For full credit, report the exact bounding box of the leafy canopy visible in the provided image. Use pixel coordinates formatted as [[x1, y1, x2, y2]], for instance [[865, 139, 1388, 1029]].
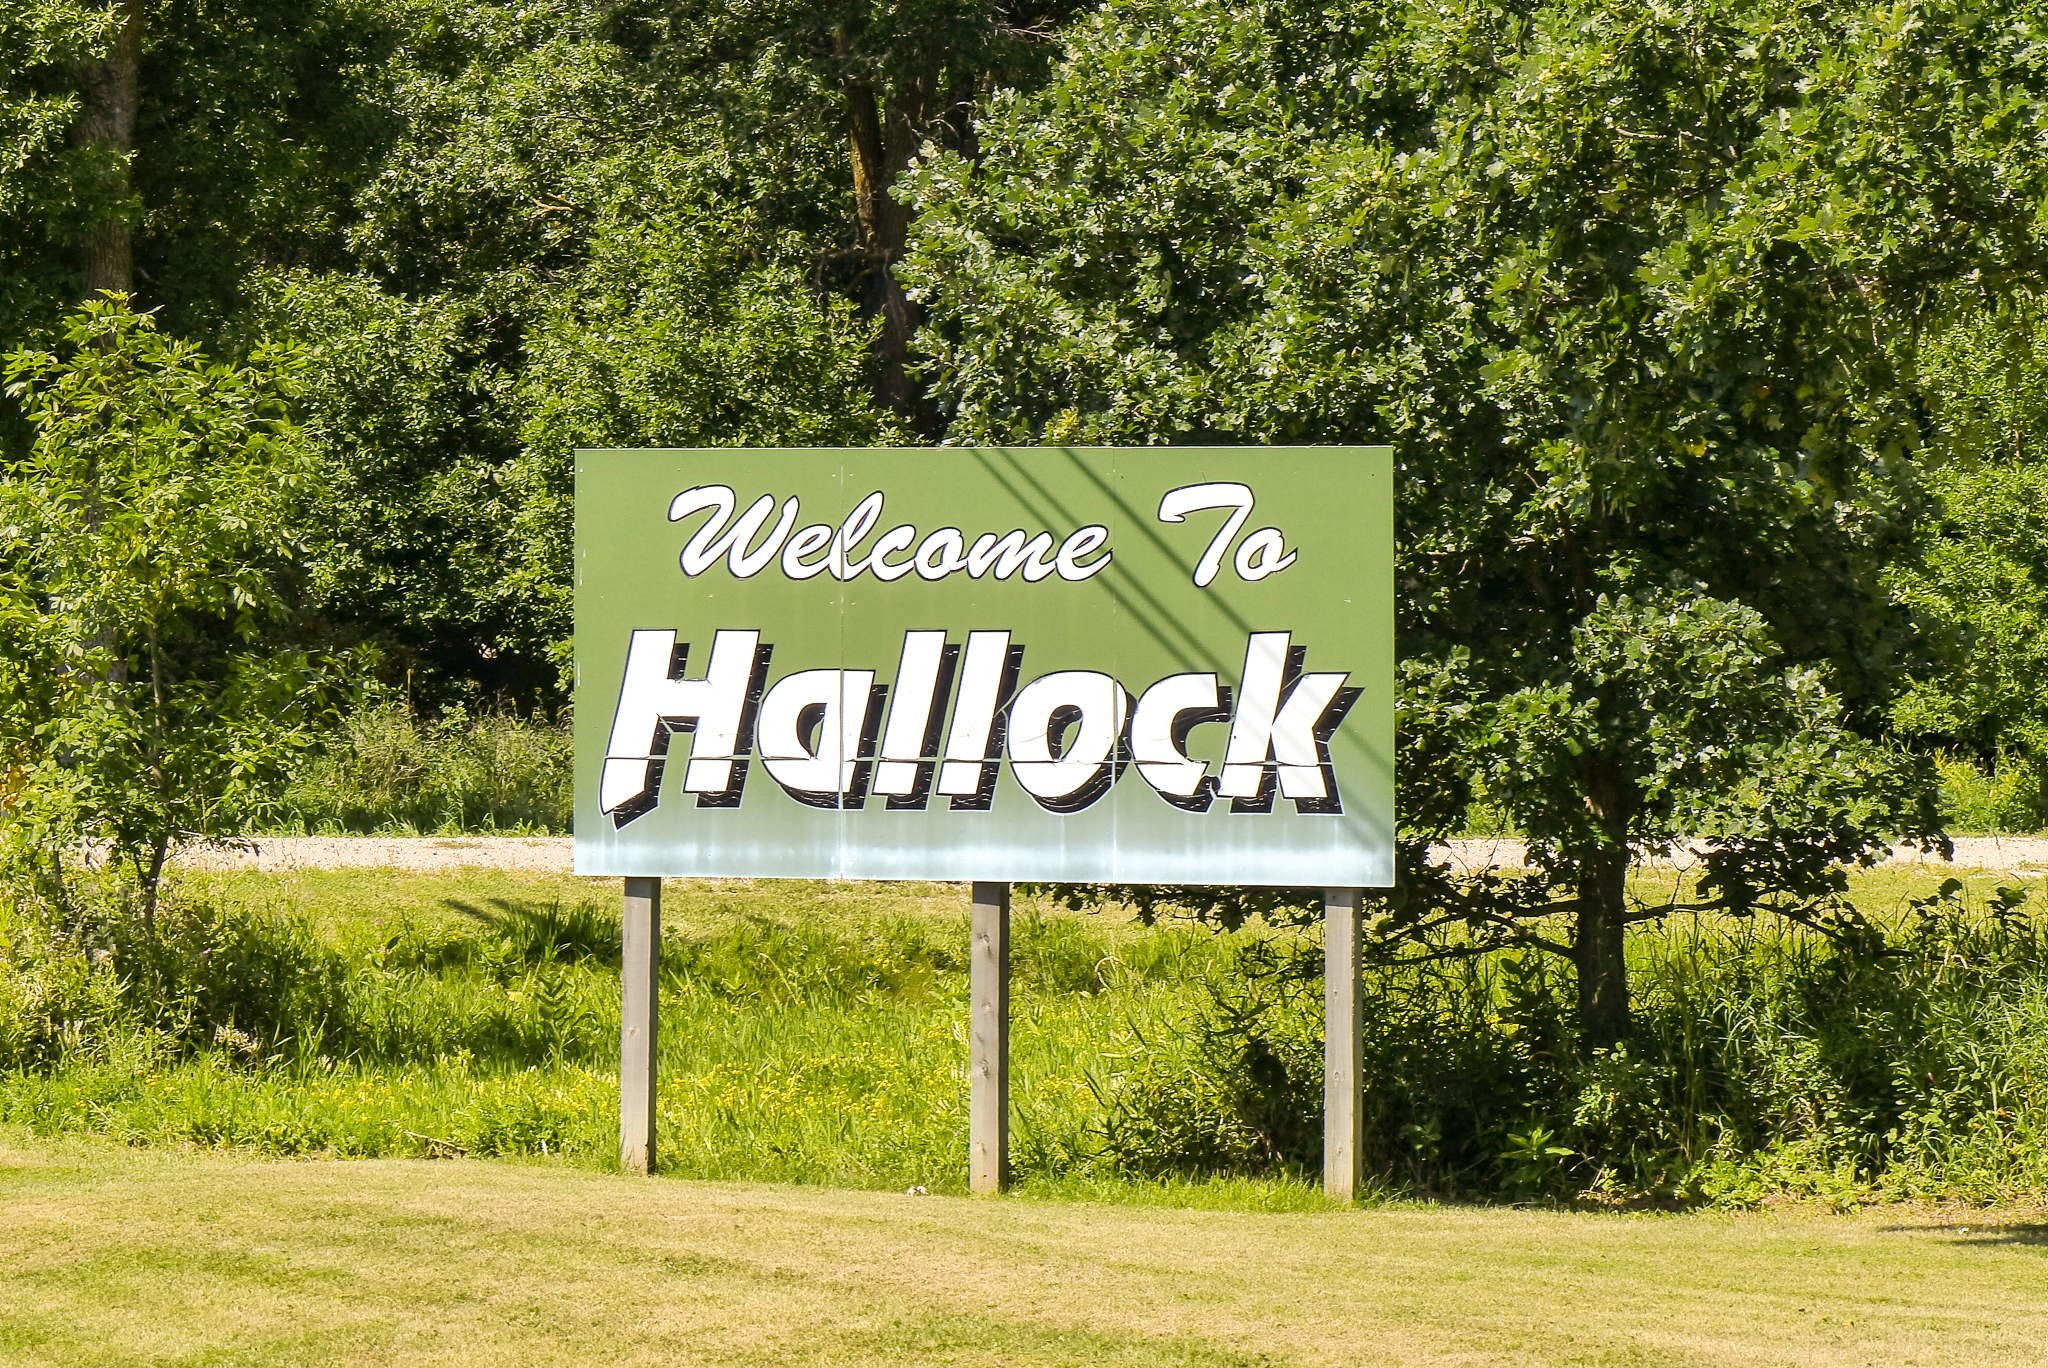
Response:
[[905, 0, 2036, 1041], [0, 298, 347, 919]]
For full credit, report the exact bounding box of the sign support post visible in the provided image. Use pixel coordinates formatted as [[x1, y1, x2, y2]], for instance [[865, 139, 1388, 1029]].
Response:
[[1323, 886, 1363, 1203], [620, 875, 661, 1175], [970, 881, 1011, 1194]]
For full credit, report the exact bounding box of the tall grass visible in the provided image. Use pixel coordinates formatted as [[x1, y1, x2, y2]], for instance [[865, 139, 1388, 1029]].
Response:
[[1935, 750, 2044, 834], [271, 701, 572, 834], [4, 874, 2046, 1205]]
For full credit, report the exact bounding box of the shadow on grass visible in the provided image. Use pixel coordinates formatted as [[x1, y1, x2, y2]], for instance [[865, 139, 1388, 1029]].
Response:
[[1880, 1222, 2048, 1246], [442, 896, 621, 968]]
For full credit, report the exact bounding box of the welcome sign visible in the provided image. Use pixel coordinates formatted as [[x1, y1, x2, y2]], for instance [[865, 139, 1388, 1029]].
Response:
[[573, 447, 1393, 886]]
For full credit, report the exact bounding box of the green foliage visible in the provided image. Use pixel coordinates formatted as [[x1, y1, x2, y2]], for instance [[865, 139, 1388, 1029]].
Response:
[[241, 270, 538, 698], [1934, 752, 2044, 836], [604, 0, 1081, 426], [1499, 1124, 1574, 1200], [1878, 295, 2048, 810], [511, 203, 913, 685], [229, 4, 909, 702], [1911, 294, 2048, 473], [0, 0, 397, 360], [12, 878, 2048, 1204], [8, 0, 2048, 750], [0, 885, 624, 1076], [257, 199, 903, 702], [133, 0, 398, 339], [521, 214, 905, 453], [228, 6, 684, 703], [1079, 937, 1324, 1177], [270, 699, 572, 835], [1383, 590, 1942, 936], [1075, 889, 2048, 1204], [1890, 463, 2048, 762], [1047, 588, 1943, 1045], [606, 0, 1066, 98], [10, 1, 911, 705], [902, 0, 2040, 1039], [0, 3, 121, 225], [0, 298, 349, 916], [1884, 295, 2048, 774], [345, 0, 652, 294], [0, 0, 126, 355]]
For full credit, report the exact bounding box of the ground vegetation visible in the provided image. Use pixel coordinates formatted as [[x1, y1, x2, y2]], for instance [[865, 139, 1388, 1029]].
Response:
[[7, 868, 2048, 1210]]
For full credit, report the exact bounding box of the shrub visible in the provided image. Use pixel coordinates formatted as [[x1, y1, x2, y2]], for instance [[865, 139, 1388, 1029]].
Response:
[[1934, 751, 2043, 834]]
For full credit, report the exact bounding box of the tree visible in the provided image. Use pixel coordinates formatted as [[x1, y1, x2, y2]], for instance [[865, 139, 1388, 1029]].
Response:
[[129, 0, 395, 339], [511, 204, 912, 684], [902, 0, 2040, 1047], [231, 2, 686, 707], [0, 297, 344, 925], [6, 2, 919, 705], [1380, 591, 1938, 1048], [601, 0, 1078, 430], [0, 0, 128, 362], [239, 3, 914, 704], [1884, 294, 2048, 821], [1, 0, 395, 361]]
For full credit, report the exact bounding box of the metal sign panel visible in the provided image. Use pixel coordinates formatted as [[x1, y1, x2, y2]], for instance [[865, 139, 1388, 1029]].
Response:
[[573, 447, 1392, 886]]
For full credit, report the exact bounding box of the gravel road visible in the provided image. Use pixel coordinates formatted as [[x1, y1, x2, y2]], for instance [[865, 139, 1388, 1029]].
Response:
[[1431, 835, 2048, 875], [173, 834, 2048, 876], [176, 836, 576, 875]]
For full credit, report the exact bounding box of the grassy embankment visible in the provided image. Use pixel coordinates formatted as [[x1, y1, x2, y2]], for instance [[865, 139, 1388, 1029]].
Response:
[[3, 1130, 2045, 1367], [5, 863, 2048, 1205]]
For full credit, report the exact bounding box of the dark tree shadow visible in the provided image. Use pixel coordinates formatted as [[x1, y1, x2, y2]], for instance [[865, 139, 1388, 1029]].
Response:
[[443, 896, 621, 968], [1880, 1222, 2048, 1246]]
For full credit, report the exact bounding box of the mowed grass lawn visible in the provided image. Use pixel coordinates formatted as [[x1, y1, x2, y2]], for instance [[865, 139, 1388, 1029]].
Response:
[[3, 1132, 2045, 1367]]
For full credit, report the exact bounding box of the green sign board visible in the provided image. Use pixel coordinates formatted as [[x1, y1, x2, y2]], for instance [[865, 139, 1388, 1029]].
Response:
[[574, 447, 1392, 886]]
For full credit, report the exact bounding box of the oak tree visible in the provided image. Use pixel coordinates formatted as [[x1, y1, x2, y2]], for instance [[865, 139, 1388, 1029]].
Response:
[[905, 0, 2047, 1046]]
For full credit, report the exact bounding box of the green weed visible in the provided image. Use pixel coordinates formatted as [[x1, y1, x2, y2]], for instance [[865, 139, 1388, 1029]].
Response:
[[5, 873, 2048, 1206], [269, 700, 572, 835], [1934, 750, 2044, 834]]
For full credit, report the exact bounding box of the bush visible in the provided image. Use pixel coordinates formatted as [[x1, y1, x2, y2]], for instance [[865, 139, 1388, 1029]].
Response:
[[0, 298, 348, 921], [1934, 751, 2043, 834], [1087, 938, 1325, 1177], [1079, 884, 2048, 1204]]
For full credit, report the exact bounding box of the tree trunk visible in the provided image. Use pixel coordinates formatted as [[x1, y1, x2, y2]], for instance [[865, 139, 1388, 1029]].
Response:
[[64, 1, 141, 696], [69, 0, 142, 300], [845, 76, 941, 435], [1573, 843, 1631, 1052], [138, 835, 166, 936]]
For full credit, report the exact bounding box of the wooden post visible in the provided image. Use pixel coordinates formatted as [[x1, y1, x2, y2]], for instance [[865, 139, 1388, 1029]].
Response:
[[969, 880, 1011, 1194], [620, 876, 661, 1175], [1323, 886, 1363, 1203]]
